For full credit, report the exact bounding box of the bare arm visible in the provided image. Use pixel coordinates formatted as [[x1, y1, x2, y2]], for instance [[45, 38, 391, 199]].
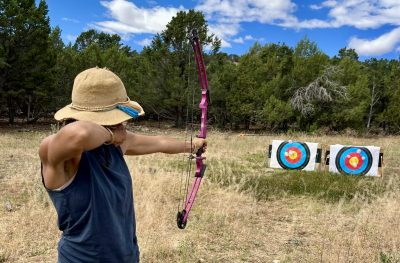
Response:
[[39, 121, 114, 190], [121, 131, 206, 156]]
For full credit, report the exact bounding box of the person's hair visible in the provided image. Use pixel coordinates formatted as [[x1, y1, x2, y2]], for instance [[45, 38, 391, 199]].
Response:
[[61, 118, 77, 127]]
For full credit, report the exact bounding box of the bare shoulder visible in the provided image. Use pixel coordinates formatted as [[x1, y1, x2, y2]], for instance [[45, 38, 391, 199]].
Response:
[[39, 134, 63, 190], [38, 128, 83, 190], [39, 135, 54, 164]]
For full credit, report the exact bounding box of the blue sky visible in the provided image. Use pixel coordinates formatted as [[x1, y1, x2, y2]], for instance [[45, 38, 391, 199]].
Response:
[[43, 0, 400, 59]]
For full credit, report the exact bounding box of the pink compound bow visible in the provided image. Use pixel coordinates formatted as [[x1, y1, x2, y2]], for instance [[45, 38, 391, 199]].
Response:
[[177, 29, 210, 229]]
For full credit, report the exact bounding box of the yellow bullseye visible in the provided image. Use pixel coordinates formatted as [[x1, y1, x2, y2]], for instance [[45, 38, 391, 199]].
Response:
[[287, 150, 298, 160], [349, 156, 359, 168]]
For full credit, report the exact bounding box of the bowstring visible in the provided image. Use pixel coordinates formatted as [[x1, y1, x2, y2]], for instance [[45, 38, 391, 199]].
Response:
[[177, 32, 195, 213], [186, 36, 197, 206]]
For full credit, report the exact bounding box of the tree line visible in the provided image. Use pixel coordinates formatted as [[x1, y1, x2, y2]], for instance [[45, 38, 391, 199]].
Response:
[[1, 0, 400, 133]]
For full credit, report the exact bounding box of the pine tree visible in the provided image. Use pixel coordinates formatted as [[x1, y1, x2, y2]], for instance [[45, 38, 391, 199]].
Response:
[[0, 0, 55, 123]]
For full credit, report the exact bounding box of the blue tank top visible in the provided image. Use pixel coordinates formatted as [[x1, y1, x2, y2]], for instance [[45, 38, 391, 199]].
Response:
[[43, 145, 139, 263]]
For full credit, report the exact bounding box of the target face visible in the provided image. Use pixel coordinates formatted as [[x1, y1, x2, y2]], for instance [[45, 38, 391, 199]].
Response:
[[335, 147, 373, 175], [277, 141, 310, 170]]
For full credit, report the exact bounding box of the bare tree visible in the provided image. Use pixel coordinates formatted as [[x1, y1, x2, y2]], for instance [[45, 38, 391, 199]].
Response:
[[366, 77, 380, 131], [291, 66, 348, 116]]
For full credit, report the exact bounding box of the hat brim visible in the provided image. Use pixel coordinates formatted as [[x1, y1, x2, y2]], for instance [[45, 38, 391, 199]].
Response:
[[54, 101, 144, 126]]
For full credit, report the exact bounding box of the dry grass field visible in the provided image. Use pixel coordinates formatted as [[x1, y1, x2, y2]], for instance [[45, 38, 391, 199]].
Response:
[[0, 124, 399, 262]]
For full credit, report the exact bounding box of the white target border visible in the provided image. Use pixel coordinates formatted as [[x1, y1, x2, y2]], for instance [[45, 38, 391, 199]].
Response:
[[328, 145, 381, 177], [269, 140, 319, 171]]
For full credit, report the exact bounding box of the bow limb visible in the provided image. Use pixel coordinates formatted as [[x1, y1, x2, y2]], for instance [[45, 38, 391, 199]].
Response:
[[177, 29, 210, 229]]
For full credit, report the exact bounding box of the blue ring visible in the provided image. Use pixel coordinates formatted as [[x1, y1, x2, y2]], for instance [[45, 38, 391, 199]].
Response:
[[335, 147, 372, 175], [277, 141, 310, 170]]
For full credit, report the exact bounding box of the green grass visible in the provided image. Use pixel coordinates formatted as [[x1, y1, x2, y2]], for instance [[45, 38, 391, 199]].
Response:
[[172, 150, 388, 203], [380, 252, 400, 263], [0, 253, 9, 263], [204, 151, 388, 203], [242, 171, 387, 202]]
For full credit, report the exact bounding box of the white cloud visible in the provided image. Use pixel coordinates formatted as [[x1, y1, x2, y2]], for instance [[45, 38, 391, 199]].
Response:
[[292, 0, 400, 55], [95, 0, 184, 35], [310, 1, 337, 10], [348, 27, 400, 56], [90, 0, 400, 56], [62, 17, 80, 23], [208, 23, 241, 47], [93, 21, 142, 34], [296, 0, 400, 30], [66, 34, 78, 42], [233, 37, 243, 44], [233, 35, 258, 44], [197, 0, 297, 25], [196, 0, 400, 31], [136, 38, 152, 46], [323, 0, 338, 8], [290, 19, 332, 29], [310, 5, 322, 10], [197, 0, 297, 48]]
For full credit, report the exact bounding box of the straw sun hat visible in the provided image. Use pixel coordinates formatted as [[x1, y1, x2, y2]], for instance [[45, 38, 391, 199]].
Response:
[[55, 67, 144, 126]]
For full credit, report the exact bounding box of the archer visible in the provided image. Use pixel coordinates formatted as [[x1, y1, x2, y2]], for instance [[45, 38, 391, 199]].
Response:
[[38, 67, 206, 263]]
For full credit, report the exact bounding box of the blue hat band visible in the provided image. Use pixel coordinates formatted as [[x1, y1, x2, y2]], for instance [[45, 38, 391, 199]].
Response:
[[116, 105, 139, 118]]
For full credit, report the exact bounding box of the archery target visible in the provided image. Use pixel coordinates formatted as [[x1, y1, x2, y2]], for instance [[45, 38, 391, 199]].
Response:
[[329, 145, 381, 176], [270, 140, 318, 171]]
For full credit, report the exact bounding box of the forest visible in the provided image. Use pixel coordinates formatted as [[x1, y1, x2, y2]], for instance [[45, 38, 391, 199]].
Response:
[[1, 0, 400, 133]]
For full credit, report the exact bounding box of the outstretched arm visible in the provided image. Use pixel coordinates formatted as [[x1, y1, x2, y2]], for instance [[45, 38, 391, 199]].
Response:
[[120, 131, 206, 156]]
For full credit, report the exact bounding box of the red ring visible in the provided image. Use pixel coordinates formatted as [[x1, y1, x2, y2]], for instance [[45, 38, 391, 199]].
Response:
[[344, 152, 363, 170], [284, 147, 302, 164]]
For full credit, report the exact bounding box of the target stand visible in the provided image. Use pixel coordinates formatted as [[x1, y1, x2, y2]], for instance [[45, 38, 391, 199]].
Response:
[[325, 145, 383, 177], [267, 140, 322, 171]]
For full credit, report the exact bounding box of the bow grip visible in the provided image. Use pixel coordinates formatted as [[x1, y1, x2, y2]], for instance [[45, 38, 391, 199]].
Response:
[[196, 145, 205, 156]]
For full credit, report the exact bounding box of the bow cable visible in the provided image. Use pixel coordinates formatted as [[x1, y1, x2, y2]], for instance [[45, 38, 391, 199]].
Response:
[[177, 31, 195, 218]]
